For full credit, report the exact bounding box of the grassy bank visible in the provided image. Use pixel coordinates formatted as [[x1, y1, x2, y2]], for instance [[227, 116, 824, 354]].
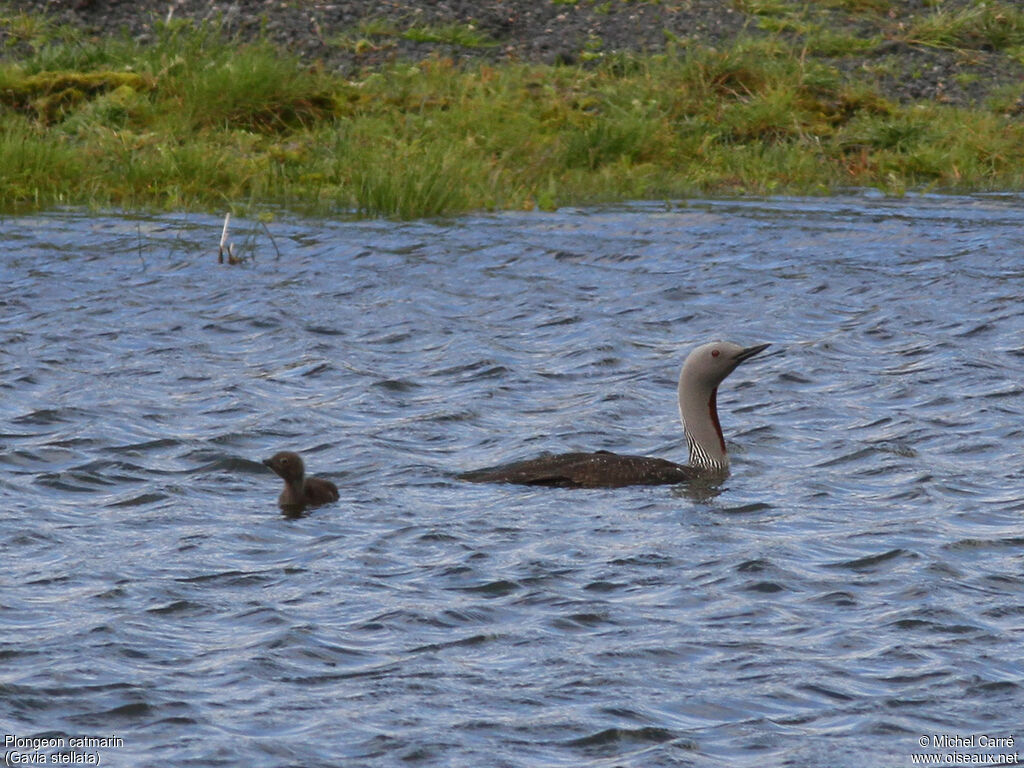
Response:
[[2, 6, 1024, 217]]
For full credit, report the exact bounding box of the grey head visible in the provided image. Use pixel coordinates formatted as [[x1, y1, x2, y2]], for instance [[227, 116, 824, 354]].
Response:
[[677, 341, 770, 471]]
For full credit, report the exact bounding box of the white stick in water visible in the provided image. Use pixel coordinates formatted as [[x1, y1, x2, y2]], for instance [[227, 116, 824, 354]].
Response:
[[219, 212, 231, 263], [220, 212, 231, 249]]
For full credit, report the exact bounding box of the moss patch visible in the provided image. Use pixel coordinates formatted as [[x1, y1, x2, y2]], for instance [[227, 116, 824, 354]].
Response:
[[0, 70, 153, 122]]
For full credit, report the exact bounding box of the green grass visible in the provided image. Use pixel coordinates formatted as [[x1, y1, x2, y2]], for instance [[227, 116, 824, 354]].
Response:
[[739, 0, 1024, 55], [330, 18, 495, 52], [900, 4, 1024, 51], [401, 22, 496, 48], [1, 10, 1024, 217]]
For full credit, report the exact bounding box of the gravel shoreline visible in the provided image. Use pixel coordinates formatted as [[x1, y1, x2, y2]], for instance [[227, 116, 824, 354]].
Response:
[[6, 0, 1024, 107]]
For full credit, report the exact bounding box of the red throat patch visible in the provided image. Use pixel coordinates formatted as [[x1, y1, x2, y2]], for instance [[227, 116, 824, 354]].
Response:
[[708, 388, 725, 453]]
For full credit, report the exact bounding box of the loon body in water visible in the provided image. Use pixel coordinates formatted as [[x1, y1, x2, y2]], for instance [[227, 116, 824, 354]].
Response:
[[459, 341, 770, 488], [263, 451, 339, 510]]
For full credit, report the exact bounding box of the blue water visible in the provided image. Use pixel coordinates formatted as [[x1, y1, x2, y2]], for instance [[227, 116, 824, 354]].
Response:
[[1, 195, 1023, 767]]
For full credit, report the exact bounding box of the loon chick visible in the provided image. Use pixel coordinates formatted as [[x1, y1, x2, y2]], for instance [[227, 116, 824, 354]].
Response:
[[263, 451, 339, 510], [458, 341, 770, 488]]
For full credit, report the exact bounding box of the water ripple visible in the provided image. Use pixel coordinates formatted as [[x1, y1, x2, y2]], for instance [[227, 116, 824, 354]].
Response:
[[1, 196, 1023, 766]]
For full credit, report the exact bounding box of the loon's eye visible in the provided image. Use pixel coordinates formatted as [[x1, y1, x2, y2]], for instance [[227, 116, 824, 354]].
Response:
[[711, 349, 720, 358]]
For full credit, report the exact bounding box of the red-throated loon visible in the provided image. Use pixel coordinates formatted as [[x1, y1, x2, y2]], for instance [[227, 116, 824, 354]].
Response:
[[458, 341, 770, 488], [263, 451, 339, 509]]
